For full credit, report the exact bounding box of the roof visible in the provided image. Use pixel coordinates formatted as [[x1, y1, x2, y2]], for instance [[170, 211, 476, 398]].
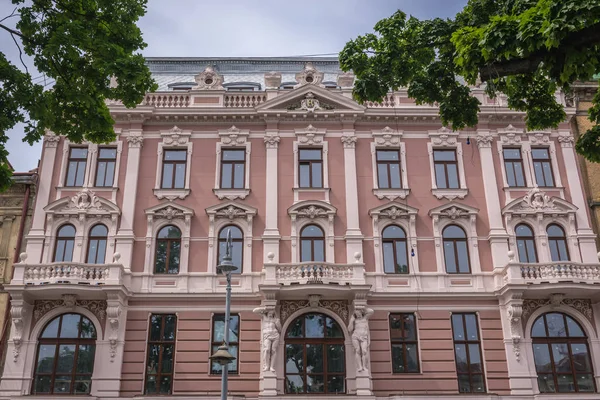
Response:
[[145, 57, 343, 91]]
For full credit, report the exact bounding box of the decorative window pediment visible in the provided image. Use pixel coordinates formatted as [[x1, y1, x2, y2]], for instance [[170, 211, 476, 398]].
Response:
[[373, 126, 403, 147], [145, 201, 194, 222], [192, 66, 224, 90], [295, 124, 326, 145], [429, 202, 479, 222], [427, 127, 468, 200], [428, 126, 458, 147], [161, 125, 191, 146], [214, 126, 252, 200], [369, 202, 418, 222], [502, 187, 577, 218], [255, 84, 365, 112], [288, 200, 337, 222], [498, 124, 524, 145], [288, 200, 337, 262], [528, 130, 551, 145], [154, 126, 193, 200], [206, 201, 257, 274], [218, 125, 249, 146], [371, 127, 410, 200], [44, 189, 121, 219]]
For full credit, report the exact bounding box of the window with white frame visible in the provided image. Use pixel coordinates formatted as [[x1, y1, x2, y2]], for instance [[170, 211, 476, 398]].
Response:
[[369, 202, 419, 275], [503, 187, 581, 263], [427, 127, 468, 200], [64, 147, 88, 187], [206, 201, 257, 274], [153, 126, 193, 201], [214, 126, 251, 200], [293, 125, 329, 203], [144, 202, 193, 276], [288, 200, 336, 263], [430, 202, 480, 274], [371, 127, 409, 200]]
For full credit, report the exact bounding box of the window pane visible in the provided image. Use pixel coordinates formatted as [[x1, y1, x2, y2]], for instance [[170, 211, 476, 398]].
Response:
[[546, 313, 567, 337], [299, 149, 322, 160], [302, 225, 323, 237], [305, 314, 325, 338], [168, 241, 181, 273], [161, 344, 174, 373], [54, 376, 72, 394], [377, 164, 389, 188], [223, 150, 245, 161], [150, 315, 162, 341], [464, 314, 479, 340], [383, 225, 405, 239], [75, 162, 86, 186], [306, 344, 323, 373], [154, 241, 167, 273], [99, 148, 116, 159], [551, 343, 571, 373], [406, 344, 419, 372], [71, 148, 88, 159], [533, 162, 545, 186], [456, 242, 470, 273], [538, 374, 556, 393], [286, 344, 304, 373], [549, 240, 560, 262], [74, 376, 92, 394], [434, 150, 455, 161], [457, 374, 471, 393], [287, 318, 303, 338], [306, 374, 324, 393], [42, 318, 60, 338], [95, 239, 107, 264], [229, 315, 240, 342], [34, 376, 52, 393], [394, 241, 408, 273], [576, 374, 595, 392], [556, 373, 575, 392], [468, 344, 482, 372], [532, 148, 549, 159], [87, 240, 99, 263], [36, 344, 56, 373], [301, 240, 312, 262], [503, 149, 521, 159], [145, 376, 157, 394], [159, 376, 172, 394], [533, 344, 552, 373], [56, 344, 76, 373], [162, 164, 173, 188], [531, 317, 546, 337], [446, 164, 459, 188], [571, 343, 592, 372], [566, 317, 585, 337], [60, 314, 80, 338], [514, 163, 525, 186], [471, 374, 486, 392], [221, 163, 233, 188], [230, 241, 243, 273], [389, 164, 401, 188], [327, 375, 345, 394], [104, 161, 115, 186], [435, 164, 447, 188], [404, 314, 417, 340], [391, 344, 405, 373], [299, 164, 310, 187], [542, 162, 554, 186], [311, 163, 322, 187], [286, 375, 304, 393], [164, 315, 177, 341], [79, 318, 96, 339], [64, 240, 75, 262], [452, 315, 465, 340], [454, 344, 468, 372], [95, 162, 106, 186], [325, 317, 343, 338], [313, 240, 324, 262], [383, 242, 395, 274], [233, 163, 245, 188], [526, 240, 538, 263], [76, 344, 95, 374], [517, 240, 529, 263], [327, 344, 344, 372], [158, 225, 181, 239], [66, 161, 78, 186], [174, 163, 185, 188], [444, 242, 457, 273], [505, 162, 516, 186], [377, 150, 399, 161], [165, 150, 186, 161]]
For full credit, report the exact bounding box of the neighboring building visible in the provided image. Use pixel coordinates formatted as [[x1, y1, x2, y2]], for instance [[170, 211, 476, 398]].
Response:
[[0, 169, 37, 372], [0, 57, 599, 399]]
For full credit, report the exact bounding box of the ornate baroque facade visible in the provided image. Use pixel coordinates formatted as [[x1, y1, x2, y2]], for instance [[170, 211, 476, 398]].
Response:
[[1, 58, 600, 399]]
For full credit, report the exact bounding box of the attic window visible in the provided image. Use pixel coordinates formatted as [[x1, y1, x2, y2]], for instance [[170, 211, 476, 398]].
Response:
[[168, 82, 195, 91], [323, 81, 339, 89], [223, 82, 261, 92], [280, 82, 297, 90]]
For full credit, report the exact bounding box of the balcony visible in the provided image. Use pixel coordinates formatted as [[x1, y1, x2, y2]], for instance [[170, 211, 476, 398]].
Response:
[[263, 261, 366, 286]]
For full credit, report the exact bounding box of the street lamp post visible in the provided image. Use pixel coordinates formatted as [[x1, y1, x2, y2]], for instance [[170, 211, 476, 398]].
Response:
[[209, 230, 238, 400]]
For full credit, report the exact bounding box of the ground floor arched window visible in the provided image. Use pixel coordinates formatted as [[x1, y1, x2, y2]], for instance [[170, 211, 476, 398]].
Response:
[[285, 313, 345, 394], [532, 312, 596, 393], [33, 313, 97, 394]]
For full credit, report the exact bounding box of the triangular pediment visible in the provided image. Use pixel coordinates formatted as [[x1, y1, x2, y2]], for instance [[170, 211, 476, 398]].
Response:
[[288, 200, 337, 219], [256, 84, 366, 113], [146, 201, 194, 220], [205, 201, 257, 220], [503, 188, 577, 216], [429, 202, 479, 219], [369, 202, 418, 220], [45, 189, 121, 216]]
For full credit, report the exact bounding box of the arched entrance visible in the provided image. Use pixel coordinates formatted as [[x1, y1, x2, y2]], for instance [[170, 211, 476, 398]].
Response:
[[284, 313, 345, 394]]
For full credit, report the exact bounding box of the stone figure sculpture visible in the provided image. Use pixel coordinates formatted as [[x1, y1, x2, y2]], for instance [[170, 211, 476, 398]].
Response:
[[253, 307, 282, 372], [348, 306, 374, 373]]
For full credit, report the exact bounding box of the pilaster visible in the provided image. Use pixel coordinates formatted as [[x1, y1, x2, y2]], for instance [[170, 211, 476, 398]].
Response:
[[341, 132, 364, 263], [262, 131, 281, 262], [115, 130, 143, 270]]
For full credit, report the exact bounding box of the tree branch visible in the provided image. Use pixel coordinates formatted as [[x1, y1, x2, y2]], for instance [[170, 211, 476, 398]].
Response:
[[0, 23, 24, 39], [0, 7, 19, 23], [10, 33, 28, 74], [479, 23, 600, 81]]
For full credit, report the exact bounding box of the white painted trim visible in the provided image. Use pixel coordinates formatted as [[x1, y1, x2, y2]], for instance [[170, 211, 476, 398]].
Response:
[[427, 128, 468, 200], [86, 140, 123, 202], [293, 126, 329, 203], [153, 127, 193, 200], [214, 139, 251, 201], [288, 201, 337, 263], [370, 138, 410, 200]]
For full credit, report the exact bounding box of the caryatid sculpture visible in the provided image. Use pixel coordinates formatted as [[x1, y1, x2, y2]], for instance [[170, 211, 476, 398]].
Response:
[[348, 306, 374, 373], [253, 307, 282, 372]]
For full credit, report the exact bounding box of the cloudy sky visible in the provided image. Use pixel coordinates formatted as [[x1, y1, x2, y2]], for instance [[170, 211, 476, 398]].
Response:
[[1, 0, 466, 172]]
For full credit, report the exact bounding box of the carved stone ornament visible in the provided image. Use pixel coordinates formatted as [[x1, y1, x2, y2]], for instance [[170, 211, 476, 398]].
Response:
[[506, 301, 524, 362], [296, 124, 324, 145], [373, 126, 402, 147], [297, 205, 328, 219], [440, 206, 467, 220], [429, 126, 458, 147], [498, 124, 523, 145], [33, 297, 107, 330], [522, 298, 593, 325], [295, 62, 324, 87], [44, 132, 61, 148], [219, 125, 249, 145], [66, 189, 104, 211], [264, 71, 282, 89], [341, 134, 358, 149], [10, 303, 25, 362], [215, 205, 246, 220], [264, 134, 280, 149], [126, 134, 144, 148], [300, 92, 323, 113], [476, 134, 493, 148], [107, 304, 122, 362], [522, 187, 555, 211], [558, 134, 575, 147], [528, 131, 551, 145], [193, 66, 224, 90], [279, 299, 349, 324], [379, 206, 407, 220], [161, 126, 190, 146], [337, 71, 355, 88], [156, 205, 185, 220]]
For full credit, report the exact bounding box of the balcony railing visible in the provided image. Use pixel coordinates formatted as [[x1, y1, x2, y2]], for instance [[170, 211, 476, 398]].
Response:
[[11, 260, 126, 286], [498, 261, 600, 287], [264, 261, 366, 286]]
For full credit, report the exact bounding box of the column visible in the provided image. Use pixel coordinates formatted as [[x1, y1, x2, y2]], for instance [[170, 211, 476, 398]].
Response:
[[476, 132, 510, 268], [558, 134, 598, 262], [341, 132, 364, 263], [115, 130, 143, 270], [26, 133, 60, 263], [262, 131, 281, 262]]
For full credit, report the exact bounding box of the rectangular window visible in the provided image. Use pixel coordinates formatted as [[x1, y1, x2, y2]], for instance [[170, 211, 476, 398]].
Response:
[[389, 313, 420, 373], [145, 314, 177, 395], [531, 148, 555, 187], [220, 149, 246, 189], [161, 150, 187, 189], [433, 150, 459, 189], [211, 314, 239, 374], [503, 148, 526, 187], [377, 150, 402, 189], [451, 313, 486, 393], [298, 149, 323, 188], [94, 147, 117, 187], [65, 147, 88, 187]]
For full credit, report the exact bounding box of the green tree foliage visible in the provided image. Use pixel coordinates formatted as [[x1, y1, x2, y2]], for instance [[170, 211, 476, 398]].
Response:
[[340, 0, 600, 161], [0, 0, 156, 189]]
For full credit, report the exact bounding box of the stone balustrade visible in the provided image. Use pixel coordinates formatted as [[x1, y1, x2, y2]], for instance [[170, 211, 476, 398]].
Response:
[[224, 93, 267, 107], [497, 261, 600, 287], [11, 260, 126, 286], [264, 261, 366, 286], [144, 93, 190, 108]]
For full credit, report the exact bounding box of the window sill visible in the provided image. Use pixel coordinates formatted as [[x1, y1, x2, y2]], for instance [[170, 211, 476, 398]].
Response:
[[293, 187, 331, 193], [153, 188, 190, 200], [432, 188, 468, 200], [502, 186, 564, 192], [373, 188, 410, 201], [213, 188, 250, 200]]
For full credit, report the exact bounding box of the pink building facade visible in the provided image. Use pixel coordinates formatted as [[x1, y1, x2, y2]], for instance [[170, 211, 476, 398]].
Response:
[[1, 58, 600, 399]]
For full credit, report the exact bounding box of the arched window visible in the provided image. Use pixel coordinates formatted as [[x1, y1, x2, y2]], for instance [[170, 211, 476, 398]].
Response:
[[300, 225, 325, 262], [54, 224, 76, 262], [86, 224, 108, 264], [33, 313, 97, 394], [531, 312, 595, 393], [285, 313, 345, 394], [217, 225, 243, 274], [155, 225, 181, 274], [516, 224, 538, 263], [443, 225, 470, 273], [547, 224, 569, 262], [382, 225, 409, 274]]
